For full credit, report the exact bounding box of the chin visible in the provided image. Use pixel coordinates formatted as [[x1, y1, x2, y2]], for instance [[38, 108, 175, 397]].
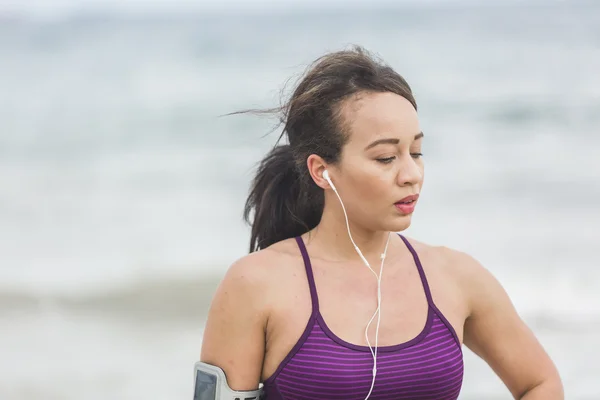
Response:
[[386, 214, 413, 233]]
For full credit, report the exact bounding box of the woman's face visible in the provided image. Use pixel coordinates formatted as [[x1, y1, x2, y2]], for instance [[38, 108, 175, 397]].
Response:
[[330, 91, 424, 233]]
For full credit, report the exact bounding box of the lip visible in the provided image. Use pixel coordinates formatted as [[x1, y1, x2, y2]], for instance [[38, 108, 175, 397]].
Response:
[[395, 194, 419, 204], [394, 194, 419, 215]]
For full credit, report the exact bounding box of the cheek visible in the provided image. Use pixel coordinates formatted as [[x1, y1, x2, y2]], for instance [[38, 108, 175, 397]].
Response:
[[345, 167, 391, 201]]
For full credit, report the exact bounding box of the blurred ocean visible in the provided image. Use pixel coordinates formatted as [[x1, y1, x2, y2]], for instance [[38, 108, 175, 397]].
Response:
[[1, 1, 599, 399]]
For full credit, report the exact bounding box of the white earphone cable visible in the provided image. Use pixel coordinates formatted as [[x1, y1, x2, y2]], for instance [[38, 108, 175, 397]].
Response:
[[326, 172, 392, 400]]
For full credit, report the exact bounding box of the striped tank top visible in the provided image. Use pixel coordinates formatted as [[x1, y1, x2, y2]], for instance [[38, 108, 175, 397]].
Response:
[[261, 234, 464, 400]]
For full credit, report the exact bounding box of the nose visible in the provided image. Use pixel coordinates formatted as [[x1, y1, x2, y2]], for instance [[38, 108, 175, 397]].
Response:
[[396, 154, 423, 186]]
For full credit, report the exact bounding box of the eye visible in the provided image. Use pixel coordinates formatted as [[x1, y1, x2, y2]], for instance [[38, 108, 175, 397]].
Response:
[[411, 152, 423, 159], [376, 156, 396, 164]]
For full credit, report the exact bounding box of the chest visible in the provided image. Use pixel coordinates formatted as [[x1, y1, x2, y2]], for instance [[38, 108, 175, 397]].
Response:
[[262, 252, 467, 381], [266, 324, 464, 399]]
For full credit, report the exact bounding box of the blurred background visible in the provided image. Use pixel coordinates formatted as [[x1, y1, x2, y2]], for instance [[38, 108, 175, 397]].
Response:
[[1, 0, 599, 399]]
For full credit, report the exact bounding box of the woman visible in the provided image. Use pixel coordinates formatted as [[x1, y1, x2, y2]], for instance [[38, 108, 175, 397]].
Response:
[[200, 46, 563, 399]]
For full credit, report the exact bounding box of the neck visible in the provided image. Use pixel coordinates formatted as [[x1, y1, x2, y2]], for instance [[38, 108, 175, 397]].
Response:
[[307, 202, 392, 267]]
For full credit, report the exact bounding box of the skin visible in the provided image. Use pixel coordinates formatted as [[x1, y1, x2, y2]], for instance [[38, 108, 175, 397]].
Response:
[[201, 91, 564, 399]]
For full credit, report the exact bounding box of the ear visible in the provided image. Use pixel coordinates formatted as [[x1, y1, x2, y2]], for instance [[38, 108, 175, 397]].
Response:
[[306, 154, 330, 189]]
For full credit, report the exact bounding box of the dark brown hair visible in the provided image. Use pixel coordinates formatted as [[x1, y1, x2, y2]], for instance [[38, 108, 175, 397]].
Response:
[[243, 46, 417, 252]]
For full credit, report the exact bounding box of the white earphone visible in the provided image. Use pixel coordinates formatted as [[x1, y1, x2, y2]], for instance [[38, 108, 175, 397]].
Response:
[[322, 169, 391, 400]]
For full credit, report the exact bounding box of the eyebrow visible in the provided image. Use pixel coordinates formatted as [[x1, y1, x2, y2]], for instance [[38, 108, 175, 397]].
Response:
[[364, 132, 424, 151]]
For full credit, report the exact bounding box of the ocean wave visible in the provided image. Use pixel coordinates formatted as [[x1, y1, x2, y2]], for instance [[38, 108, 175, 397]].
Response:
[[2, 274, 599, 332], [0, 274, 223, 322]]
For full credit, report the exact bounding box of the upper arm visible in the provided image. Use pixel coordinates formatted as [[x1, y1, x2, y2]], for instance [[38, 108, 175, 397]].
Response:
[[200, 254, 271, 391], [454, 251, 562, 399]]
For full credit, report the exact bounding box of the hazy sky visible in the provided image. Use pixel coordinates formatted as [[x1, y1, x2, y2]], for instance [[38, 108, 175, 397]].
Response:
[[0, 0, 550, 17]]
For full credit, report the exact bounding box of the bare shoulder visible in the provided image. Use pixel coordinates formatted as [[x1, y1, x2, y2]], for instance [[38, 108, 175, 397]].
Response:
[[400, 236, 499, 315], [436, 244, 491, 282], [413, 237, 489, 273], [434, 245, 508, 315], [222, 245, 280, 287], [218, 238, 300, 302], [400, 236, 484, 278]]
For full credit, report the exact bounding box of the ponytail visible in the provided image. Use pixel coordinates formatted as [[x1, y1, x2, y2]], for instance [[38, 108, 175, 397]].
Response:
[[244, 144, 323, 253]]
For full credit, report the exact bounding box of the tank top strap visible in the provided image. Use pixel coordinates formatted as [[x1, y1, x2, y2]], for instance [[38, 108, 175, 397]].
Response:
[[295, 236, 320, 314], [398, 234, 434, 306]]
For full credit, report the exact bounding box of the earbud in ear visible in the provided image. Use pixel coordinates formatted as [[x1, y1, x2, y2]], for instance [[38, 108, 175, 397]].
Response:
[[323, 169, 337, 191]]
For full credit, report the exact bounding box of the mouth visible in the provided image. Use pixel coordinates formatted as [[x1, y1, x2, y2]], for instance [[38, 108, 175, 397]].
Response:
[[394, 194, 419, 205]]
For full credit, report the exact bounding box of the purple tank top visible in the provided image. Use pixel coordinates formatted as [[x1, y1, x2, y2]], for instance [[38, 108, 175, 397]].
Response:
[[261, 234, 464, 400]]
